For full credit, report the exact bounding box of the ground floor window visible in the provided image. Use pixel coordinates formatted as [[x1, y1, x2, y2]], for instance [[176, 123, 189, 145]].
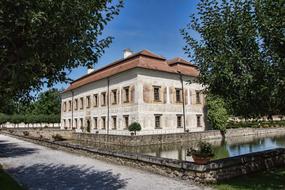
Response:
[[197, 115, 202, 127], [177, 115, 182, 128], [123, 115, 129, 129], [112, 116, 117, 130], [154, 114, 162, 129], [74, 118, 78, 129], [93, 117, 97, 129], [101, 116, 106, 129], [80, 118, 83, 129]]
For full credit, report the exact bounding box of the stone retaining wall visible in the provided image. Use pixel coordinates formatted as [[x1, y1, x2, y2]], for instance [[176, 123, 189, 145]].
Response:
[[2, 132, 285, 183], [73, 127, 285, 146], [5, 128, 73, 140]]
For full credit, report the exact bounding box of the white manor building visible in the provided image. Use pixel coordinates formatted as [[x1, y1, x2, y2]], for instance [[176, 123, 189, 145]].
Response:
[[61, 49, 206, 135]]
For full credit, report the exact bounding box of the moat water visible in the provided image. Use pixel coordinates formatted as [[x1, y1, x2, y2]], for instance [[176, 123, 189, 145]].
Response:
[[68, 133, 285, 161]]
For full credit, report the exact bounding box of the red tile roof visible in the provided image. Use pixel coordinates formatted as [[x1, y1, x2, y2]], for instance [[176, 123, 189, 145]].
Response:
[[64, 50, 199, 92]]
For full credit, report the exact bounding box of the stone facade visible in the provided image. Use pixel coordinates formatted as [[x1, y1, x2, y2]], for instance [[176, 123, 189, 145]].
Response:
[[61, 50, 206, 135]]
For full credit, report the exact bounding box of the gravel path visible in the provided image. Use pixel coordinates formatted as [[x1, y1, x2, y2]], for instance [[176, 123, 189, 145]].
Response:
[[0, 134, 211, 190]]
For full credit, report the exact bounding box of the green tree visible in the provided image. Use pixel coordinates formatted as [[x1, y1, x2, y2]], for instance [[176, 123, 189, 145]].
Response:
[[206, 95, 229, 132], [0, 0, 123, 106], [181, 0, 285, 118], [32, 88, 61, 115], [128, 122, 141, 135]]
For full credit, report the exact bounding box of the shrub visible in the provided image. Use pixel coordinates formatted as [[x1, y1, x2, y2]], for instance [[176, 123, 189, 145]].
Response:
[[189, 141, 214, 157], [128, 122, 141, 135], [206, 95, 229, 133], [52, 134, 65, 141], [23, 131, 29, 136]]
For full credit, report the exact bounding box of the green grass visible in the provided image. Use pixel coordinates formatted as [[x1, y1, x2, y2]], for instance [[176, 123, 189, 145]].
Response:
[[214, 168, 285, 190], [0, 165, 23, 190]]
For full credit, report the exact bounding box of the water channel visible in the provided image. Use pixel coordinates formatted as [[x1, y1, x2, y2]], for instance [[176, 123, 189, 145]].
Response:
[[67, 133, 285, 161]]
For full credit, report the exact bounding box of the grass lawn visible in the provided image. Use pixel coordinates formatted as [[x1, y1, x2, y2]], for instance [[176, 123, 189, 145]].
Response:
[[0, 165, 23, 190], [214, 167, 285, 190]]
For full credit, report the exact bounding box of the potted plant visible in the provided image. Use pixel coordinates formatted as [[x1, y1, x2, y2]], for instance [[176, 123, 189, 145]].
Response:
[[128, 122, 141, 135], [188, 141, 214, 164]]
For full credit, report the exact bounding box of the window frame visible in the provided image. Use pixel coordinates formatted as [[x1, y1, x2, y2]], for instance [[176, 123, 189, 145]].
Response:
[[154, 114, 162, 129], [153, 86, 160, 102]]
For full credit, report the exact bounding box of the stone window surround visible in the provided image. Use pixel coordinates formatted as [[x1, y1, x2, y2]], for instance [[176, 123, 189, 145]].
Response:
[[112, 116, 117, 130], [175, 88, 182, 103], [196, 114, 202, 127], [176, 114, 183, 128], [68, 100, 72, 111], [93, 117, 98, 129], [154, 114, 162, 129], [74, 99, 78, 110], [80, 97, 84, 110], [63, 102, 67, 112], [123, 86, 130, 103], [101, 116, 106, 129], [101, 92, 106, 106], [86, 95, 91, 108], [93, 94, 98, 107], [123, 115, 129, 129], [196, 90, 202, 104], [153, 85, 161, 102], [111, 89, 118, 105]]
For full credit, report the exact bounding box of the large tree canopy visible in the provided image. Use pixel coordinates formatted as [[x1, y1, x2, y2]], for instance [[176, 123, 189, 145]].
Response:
[[182, 0, 285, 118], [0, 0, 123, 106]]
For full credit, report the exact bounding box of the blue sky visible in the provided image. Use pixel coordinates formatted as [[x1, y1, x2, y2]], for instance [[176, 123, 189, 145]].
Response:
[[55, 0, 199, 90]]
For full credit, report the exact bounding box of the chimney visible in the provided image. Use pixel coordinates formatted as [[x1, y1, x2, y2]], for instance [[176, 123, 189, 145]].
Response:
[[87, 65, 94, 74], [123, 48, 133, 58]]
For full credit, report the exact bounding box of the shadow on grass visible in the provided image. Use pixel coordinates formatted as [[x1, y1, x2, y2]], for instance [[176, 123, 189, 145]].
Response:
[[0, 140, 38, 158], [7, 163, 128, 190], [215, 168, 285, 190]]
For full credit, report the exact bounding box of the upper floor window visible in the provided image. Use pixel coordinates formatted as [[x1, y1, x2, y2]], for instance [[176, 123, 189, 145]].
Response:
[[154, 114, 161, 129], [93, 94, 98, 107], [153, 86, 160, 101], [112, 89, 117, 104], [68, 100, 72, 111], [196, 91, 201, 104], [74, 99, 78, 110], [101, 92, 106, 106], [63, 102, 67, 112], [176, 88, 182, 103], [123, 87, 130, 103], [74, 118, 78, 128], [86, 96, 91, 108], [80, 97, 84, 109]]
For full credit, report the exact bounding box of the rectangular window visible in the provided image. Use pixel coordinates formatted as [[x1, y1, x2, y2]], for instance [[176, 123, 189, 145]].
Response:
[[177, 115, 182, 128], [74, 118, 78, 128], [80, 97, 84, 109], [153, 86, 160, 101], [124, 87, 129, 103], [176, 88, 182, 103], [63, 119, 66, 127], [154, 115, 161, 129], [197, 115, 202, 127], [196, 91, 201, 104], [124, 115, 129, 129], [101, 116, 106, 129], [68, 100, 72, 111], [74, 99, 78, 110], [112, 116, 117, 129], [68, 119, 71, 128], [86, 96, 91, 108], [101, 92, 106, 106], [93, 94, 98, 107], [112, 90, 117, 104], [80, 118, 83, 128], [93, 117, 97, 129], [63, 102, 67, 112]]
